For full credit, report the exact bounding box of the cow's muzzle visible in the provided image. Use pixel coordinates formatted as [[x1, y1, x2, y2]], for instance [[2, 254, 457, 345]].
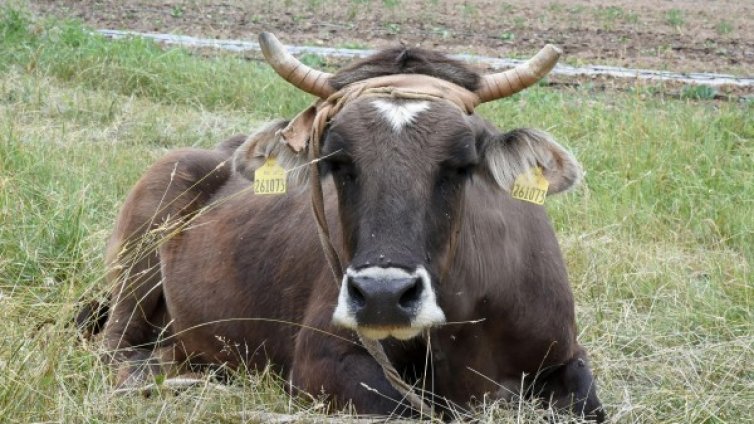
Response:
[[332, 266, 446, 340]]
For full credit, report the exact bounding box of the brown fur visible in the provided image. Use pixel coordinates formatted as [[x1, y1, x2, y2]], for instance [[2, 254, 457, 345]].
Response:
[[329, 47, 481, 92], [82, 47, 604, 421]]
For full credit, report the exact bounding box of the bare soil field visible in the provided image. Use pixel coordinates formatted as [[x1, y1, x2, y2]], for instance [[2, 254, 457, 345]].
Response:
[[30, 0, 754, 77]]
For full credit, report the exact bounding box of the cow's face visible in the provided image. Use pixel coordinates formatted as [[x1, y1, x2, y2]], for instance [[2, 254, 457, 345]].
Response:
[[256, 32, 570, 340], [316, 98, 582, 340], [324, 99, 473, 340]]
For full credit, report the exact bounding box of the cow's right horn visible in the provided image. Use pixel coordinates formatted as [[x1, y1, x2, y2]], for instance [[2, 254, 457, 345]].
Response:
[[259, 32, 335, 99], [476, 44, 562, 103]]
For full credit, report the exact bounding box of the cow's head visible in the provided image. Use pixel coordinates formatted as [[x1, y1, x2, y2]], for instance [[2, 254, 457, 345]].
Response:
[[259, 33, 582, 340]]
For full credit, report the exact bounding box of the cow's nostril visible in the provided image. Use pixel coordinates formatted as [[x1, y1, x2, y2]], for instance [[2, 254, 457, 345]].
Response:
[[398, 278, 423, 309], [347, 277, 366, 307]]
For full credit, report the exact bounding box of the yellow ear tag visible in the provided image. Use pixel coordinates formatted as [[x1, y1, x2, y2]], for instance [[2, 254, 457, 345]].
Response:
[[511, 166, 549, 205], [254, 157, 287, 195]]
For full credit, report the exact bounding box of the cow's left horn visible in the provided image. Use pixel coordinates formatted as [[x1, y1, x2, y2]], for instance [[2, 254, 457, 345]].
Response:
[[476, 44, 562, 103], [259, 32, 336, 98]]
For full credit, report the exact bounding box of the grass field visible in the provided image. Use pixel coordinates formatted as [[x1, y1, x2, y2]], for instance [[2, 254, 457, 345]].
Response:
[[1, 5, 753, 423]]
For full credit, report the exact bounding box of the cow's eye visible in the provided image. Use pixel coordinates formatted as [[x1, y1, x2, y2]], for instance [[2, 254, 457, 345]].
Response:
[[437, 164, 472, 187], [455, 164, 473, 178], [326, 158, 357, 183]]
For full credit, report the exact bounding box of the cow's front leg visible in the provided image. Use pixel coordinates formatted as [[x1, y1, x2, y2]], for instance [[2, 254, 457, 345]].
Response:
[[291, 328, 415, 416]]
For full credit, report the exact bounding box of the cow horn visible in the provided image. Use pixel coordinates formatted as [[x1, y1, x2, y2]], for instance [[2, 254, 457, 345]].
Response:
[[477, 44, 562, 102], [259, 32, 335, 98]]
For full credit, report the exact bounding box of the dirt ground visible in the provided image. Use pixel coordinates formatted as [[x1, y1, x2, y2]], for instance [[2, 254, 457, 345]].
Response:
[[30, 0, 753, 77]]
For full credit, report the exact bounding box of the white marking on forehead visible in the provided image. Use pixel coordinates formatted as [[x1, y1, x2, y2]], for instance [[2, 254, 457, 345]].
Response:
[[371, 99, 430, 131]]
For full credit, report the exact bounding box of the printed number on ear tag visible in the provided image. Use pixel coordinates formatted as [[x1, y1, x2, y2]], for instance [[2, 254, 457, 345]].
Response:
[[254, 157, 287, 195], [511, 166, 549, 205]]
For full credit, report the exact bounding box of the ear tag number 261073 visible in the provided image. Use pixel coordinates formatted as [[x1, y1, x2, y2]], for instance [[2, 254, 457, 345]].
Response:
[[254, 157, 287, 195], [511, 166, 549, 205]]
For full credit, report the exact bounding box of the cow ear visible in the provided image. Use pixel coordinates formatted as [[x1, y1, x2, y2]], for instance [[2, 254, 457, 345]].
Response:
[[232, 119, 312, 186], [482, 128, 583, 194]]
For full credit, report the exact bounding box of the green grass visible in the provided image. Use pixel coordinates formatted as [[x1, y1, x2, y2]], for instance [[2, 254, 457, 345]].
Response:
[[1, 6, 753, 423], [716, 20, 734, 36], [594, 6, 640, 26], [665, 8, 685, 28]]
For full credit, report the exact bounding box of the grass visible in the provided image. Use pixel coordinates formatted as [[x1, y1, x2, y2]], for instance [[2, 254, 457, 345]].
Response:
[[716, 20, 733, 36], [594, 6, 640, 27], [665, 8, 685, 28], [1, 5, 753, 423]]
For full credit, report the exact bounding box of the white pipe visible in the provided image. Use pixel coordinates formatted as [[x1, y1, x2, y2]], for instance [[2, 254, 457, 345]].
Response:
[[96, 29, 754, 88]]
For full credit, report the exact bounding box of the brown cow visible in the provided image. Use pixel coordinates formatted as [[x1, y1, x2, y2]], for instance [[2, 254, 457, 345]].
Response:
[[80, 33, 605, 421]]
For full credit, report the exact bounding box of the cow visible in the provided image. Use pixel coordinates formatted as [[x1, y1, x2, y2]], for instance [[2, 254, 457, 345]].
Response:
[[79, 32, 605, 421]]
